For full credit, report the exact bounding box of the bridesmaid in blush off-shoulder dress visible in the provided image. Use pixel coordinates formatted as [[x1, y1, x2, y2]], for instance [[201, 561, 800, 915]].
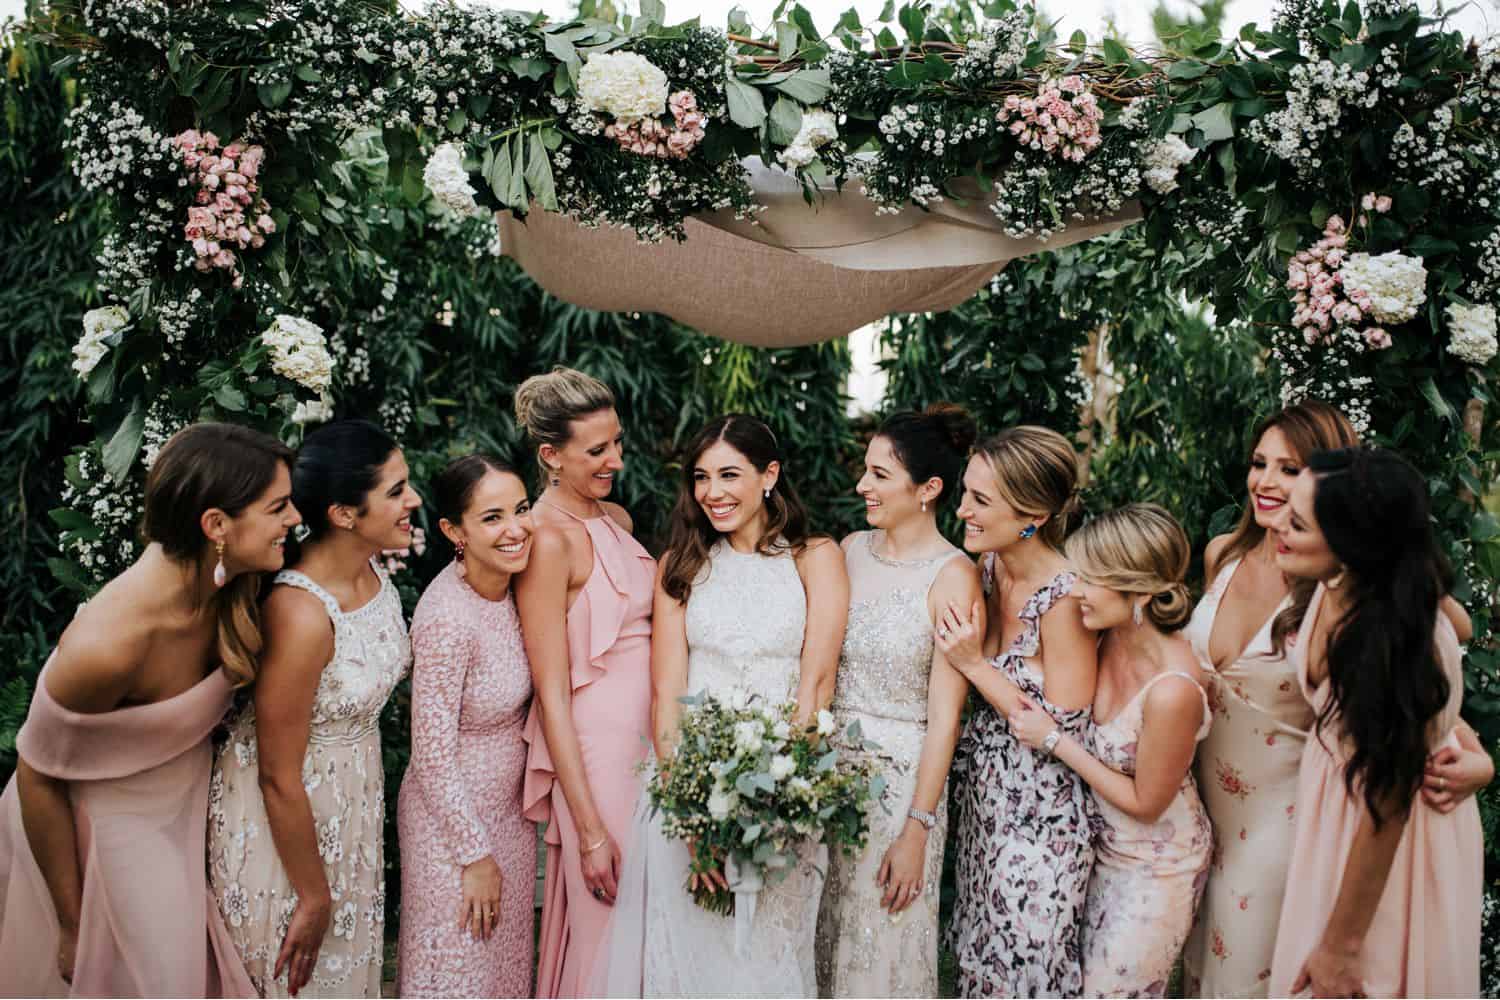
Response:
[[397, 456, 538, 997]]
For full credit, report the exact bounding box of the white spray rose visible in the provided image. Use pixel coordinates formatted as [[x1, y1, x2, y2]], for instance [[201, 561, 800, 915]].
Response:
[[261, 315, 335, 392], [768, 754, 797, 782], [578, 51, 668, 123], [772, 720, 792, 741], [707, 788, 733, 821], [733, 720, 764, 754], [73, 306, 129, 379], [423, 142, 482, 218], [1141, 134, 1197, 195], [1447, 302, 1499, 365], [777, 108, 839, 169], [1341, 251, 1428, 324], [816, 709, 836, 737]]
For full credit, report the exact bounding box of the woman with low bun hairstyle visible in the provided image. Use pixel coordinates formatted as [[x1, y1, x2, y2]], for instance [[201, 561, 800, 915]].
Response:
[[397, 454, 537, 997], [1267, 448, 1481, 997], [1009, 503, 1212, 997], [816, 403, 982, 998], [0, 423, 295, 997], [210, 419, 418, 998], [511, 367, 656, 998], [934, 424, 1098, 998]]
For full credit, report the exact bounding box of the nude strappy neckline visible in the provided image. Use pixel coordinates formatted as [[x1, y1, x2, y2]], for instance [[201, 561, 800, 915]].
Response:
[[1094, 669, 1209, 731], [1200, 556, 1288, 671]]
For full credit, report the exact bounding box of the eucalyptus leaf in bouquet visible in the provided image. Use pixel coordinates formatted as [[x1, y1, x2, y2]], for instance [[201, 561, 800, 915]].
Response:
[[646, 688, 885, 915]]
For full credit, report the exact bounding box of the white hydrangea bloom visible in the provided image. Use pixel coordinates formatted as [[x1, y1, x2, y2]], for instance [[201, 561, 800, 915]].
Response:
[[73, 306, 129, 379], [1340, 251, 1428, 324], [778, 108, 839, 169], [262, 315, 335, 392], [422, 143, 482, 218], [1447, 302, 1498, 365], [1141, 134, 1197, 194], [578, 51, 668, 123]]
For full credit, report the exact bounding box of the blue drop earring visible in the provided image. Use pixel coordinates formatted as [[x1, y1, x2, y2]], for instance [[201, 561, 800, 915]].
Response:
[[1019, 524, 1037, 540]]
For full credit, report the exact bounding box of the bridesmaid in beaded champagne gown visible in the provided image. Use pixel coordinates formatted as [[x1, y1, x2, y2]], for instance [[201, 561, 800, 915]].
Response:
[[816, 531, 973, 997]]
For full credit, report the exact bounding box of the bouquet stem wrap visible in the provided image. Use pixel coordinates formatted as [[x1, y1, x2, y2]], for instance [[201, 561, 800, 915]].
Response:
[[726, 854, 763, 958]]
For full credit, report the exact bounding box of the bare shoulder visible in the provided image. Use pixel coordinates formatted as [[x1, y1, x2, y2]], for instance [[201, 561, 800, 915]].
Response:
[[263, 583, 335, 647], [838, 530, 866, 554], [601, 501, 634, 533], [931, 552, 981, 604], [1144, 665, 1209, 726], [527, 520, 575, 560], [48, 604, 154, 711], [1202, 533, 1234, 581], [795, 536, 843, 569]]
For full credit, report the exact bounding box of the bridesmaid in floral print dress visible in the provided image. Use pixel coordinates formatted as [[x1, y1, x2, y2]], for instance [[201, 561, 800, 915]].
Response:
[[210, 421, 417, 999], [1010, 505, 1211, 998], [935, 427, 1098, 998], [396, 455, 537, 997]]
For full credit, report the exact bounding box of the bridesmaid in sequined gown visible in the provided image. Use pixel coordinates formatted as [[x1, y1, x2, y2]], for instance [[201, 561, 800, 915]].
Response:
[[816, 406, 979, 998], [935, 427, 1098, 998], [396, 456, 536, 997]]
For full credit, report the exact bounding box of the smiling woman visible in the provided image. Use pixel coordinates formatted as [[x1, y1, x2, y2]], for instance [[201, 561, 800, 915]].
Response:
[[207, 419, 416, 998]]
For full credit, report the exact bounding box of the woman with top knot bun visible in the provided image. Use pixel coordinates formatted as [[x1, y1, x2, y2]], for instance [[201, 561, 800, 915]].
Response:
[[816, 403, 983, 998]]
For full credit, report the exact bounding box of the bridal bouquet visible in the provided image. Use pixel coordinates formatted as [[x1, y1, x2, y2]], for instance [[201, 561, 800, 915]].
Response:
[[646, 689, 884, 917]]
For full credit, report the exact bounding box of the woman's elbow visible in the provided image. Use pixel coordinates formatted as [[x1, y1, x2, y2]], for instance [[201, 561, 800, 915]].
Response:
[[257, 763, 307, 807]]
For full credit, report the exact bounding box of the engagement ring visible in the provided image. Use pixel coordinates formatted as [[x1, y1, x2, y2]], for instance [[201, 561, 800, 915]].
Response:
[[593, 887, 606, 900]]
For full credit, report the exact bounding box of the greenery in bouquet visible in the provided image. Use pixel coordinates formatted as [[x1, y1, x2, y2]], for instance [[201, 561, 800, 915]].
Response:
[[646, 689, 884, 915]]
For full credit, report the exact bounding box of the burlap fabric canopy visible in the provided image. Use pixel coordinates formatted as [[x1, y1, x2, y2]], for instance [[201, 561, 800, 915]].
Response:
[[499, 159, 1141, 347]]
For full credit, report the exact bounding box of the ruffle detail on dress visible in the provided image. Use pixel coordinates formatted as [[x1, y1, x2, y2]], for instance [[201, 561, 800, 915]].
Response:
[[16, 656, 233, 781], [522, 515, 655, 836]]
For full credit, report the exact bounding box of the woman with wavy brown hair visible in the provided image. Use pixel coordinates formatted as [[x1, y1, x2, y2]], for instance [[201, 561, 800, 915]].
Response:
[[1182, 401, 1491, 997], [0, 422, 298, 996], [600, 413, 848, 997]]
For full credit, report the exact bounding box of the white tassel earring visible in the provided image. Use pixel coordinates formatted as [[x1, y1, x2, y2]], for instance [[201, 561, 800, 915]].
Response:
[[213, 540, 227, 588]]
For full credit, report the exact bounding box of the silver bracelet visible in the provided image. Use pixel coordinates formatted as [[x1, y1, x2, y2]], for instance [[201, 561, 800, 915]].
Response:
[[906, 806, 937, 832], [1041, 728, 1062, 757]]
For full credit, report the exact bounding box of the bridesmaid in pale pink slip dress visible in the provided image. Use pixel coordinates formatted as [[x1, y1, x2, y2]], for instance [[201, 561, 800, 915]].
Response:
[[397, 455, 537, 997], [513, 368, 655, 999], [1009, 504, 1212, 998], [1268, 447, 1482, 997], [0, 423, 297, 997]]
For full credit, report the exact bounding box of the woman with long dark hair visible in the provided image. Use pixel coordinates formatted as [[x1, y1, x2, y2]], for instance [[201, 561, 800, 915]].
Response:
[[0, 423, 296, 996], [600, 414, 848, 997], [209, 419, 418, 998], [1267, 448, 1481, 997]]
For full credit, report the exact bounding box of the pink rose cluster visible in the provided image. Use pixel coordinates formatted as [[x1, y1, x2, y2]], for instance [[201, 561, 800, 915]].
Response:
[[1286, 213, 1389, 350], [996, 76, 1103, 163], [603, 90, 706, 160], [175, 129, 276, 288]]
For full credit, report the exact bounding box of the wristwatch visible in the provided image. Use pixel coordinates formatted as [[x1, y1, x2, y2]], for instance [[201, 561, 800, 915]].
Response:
[[1041, 727, 1062, 757], [907, 806, 937, 831]]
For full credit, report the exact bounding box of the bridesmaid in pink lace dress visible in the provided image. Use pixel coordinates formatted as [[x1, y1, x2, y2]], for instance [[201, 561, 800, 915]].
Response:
[[512, 369, 655, 998], [1268, 448, 1481, 997], [397, 455, 537, 997], [0, 424, 296, 996]]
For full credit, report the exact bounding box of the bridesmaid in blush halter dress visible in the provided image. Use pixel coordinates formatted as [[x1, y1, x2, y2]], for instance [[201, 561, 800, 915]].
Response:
[[513, 368, 655, 999], [0, 423, 296, 997], [816, 405, 980, 999], [1267, 449, 1482, 998], [396, 455, 537, 997]]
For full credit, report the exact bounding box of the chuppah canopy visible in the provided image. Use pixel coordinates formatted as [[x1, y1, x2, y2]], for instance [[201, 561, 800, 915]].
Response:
[[500, 159, 1141, 347]]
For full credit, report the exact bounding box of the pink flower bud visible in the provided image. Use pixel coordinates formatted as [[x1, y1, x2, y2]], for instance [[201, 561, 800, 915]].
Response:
[[1375, 195, 1392, 213]]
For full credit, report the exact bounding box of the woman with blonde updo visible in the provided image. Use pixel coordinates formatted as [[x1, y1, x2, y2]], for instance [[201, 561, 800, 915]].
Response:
[[934, 425, 1098, 997], [1009, 504, 1213, 998], [512, 367, 655, 998]]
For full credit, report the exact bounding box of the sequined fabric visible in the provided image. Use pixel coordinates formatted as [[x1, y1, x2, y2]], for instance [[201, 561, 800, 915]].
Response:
[[816, 531, 965, 998], [208, 562, 410, 998]]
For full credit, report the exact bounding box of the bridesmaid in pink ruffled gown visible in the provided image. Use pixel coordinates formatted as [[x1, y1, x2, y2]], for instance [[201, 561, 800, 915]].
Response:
[[513, 368, 655, 998], [397, 455, 537, 997], [0, 423, 297, 997]]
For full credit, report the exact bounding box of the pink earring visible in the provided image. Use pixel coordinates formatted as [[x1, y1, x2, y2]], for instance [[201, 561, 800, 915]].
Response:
[[212, 540, 227, 588]]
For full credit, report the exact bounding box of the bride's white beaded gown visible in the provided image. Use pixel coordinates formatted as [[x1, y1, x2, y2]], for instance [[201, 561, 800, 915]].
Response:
[[600, 540, 824, 998]]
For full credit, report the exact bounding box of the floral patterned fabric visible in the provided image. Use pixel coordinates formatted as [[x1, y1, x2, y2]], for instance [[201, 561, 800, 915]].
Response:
[[395, 562, 535, 997], [1181, 558, 1307, 997], [1081, 671, 1213, 998], [208, 563, 410, 998], [948, 565, 1096, 998]]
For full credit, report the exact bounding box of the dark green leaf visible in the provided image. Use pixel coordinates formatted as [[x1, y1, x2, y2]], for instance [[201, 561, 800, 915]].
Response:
[[725, 76, 767, 128], [769, 95, 803, 144], [102, 402, 145, 483]]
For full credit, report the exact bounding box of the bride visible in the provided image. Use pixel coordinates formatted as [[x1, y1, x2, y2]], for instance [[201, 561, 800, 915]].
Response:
[[599, 414, 849, 997]]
